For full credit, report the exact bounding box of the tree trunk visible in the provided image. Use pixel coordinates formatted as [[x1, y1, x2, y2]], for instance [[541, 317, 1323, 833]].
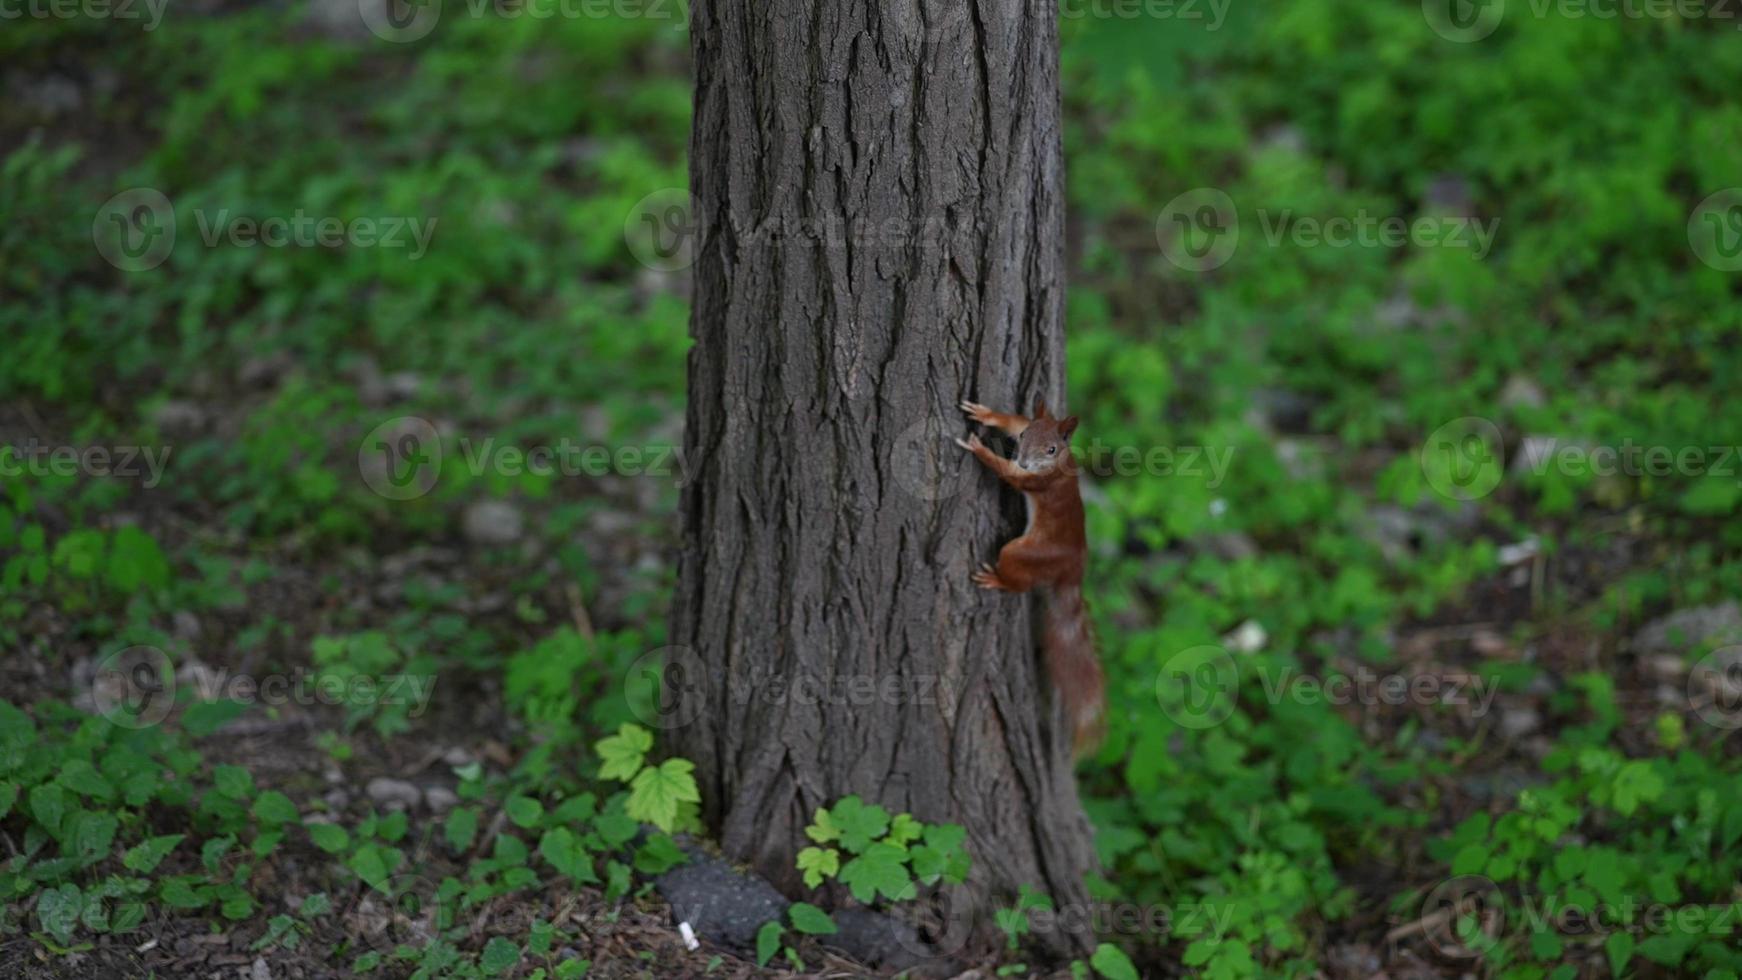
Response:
[[671, 0, 1094, 960]]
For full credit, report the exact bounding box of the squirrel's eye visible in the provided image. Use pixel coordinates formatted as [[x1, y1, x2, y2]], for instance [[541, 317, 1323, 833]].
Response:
[[1047, 446, 1057, 455]]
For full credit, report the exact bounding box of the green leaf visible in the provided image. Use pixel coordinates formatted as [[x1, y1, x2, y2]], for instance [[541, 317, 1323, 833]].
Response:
[[252, 791, 299, 825], [538, 827, 600, 884], [1607, 930, 1635, 978], [507, 796, 544, 829], [213, 765, 254, 800], [36, 884, 82, 945], [307, 823, 350, 855], [1091, 943, 1139, 980], [106, 526, 170, 594], [59, 760, 114, 801], [829, 797, 890, 853], [200, 835, 235, 872], [494, 834, 529, 865], [0, 781, 15, 819], [69, 811, 118, 864], [349, 845, 394, 891], [595, 724, 653, 783], [788, 902, 837, 935], [29, 783, 68, 837], [160, 876, 209, 910], [797, 847, 840, 888], [626, 758, 699, 833], [181, 700, 249, 738], [123, 834, 184, 873], [445, 807, 479, 853], [914, 824, 970, 883], [481, 936, 521, 975], [111, 902, 146, 933], [837, 843, 910, 904], [805, 807, 840, 844], [52, 529, 105, 580], [887, 813, 922, 848], [220, 887, 255, 920], [633, 833, 687, 875], [755, 920, 783, 967], [1680, 478, 1740, 516]]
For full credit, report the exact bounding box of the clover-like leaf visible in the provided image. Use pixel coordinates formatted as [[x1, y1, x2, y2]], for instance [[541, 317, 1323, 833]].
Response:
[[837, 842, 911, 904], [627, 758, 699, 833], [595, 724, 653, 783], [796, 846, 840, 888]]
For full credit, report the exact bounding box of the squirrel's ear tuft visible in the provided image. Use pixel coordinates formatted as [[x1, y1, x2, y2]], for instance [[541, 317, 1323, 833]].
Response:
[[1034, 398, 1049, 419], [1059, 416, 1079, 439]]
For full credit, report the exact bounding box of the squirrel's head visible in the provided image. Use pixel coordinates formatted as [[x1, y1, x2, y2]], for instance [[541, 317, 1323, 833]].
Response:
[[1015, 399, 1079, 475]]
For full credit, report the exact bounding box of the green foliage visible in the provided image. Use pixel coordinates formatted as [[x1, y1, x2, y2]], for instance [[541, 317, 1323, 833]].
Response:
[[798, 796, 970, 904], [5, 0, 1742, 975], [592, 723, 699, 834], [0, 700, 280, 948]]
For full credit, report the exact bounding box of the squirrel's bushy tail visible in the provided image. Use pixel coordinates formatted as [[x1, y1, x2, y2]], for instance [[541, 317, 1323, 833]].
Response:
[[1043, 583, 1105, 757]]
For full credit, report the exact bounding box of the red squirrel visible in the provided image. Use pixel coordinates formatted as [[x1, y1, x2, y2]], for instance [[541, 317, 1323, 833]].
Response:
[[956, 398, 1106, 757]]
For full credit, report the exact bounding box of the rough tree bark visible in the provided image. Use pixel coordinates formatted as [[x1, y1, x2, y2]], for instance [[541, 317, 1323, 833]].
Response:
[[671, 0, 1095, 960]]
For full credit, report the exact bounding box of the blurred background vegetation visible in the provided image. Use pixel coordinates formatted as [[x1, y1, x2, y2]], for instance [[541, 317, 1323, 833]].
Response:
[[3, 1, 1741, 977]]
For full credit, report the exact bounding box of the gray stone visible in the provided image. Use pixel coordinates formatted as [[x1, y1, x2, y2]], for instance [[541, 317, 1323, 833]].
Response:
[[1633, 602, 1742, 654], [462, 501, 524, 546], [655, 852, 788, 952], [365, 777, 422, 811]]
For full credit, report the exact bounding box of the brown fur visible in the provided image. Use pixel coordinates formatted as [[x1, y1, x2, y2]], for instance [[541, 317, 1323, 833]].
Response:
[[957, 398, 1106, 756]]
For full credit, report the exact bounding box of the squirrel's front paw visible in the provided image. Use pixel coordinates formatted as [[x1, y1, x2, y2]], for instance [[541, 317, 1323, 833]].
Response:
[[960, 400, 995, 425], [953, 434, 984, 453], [971, 562, 1006, 591]]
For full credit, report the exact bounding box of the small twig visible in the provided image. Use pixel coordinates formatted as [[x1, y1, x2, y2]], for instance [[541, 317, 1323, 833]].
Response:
[[565, 583, 596, 645], [17, 400, 48, 441]]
